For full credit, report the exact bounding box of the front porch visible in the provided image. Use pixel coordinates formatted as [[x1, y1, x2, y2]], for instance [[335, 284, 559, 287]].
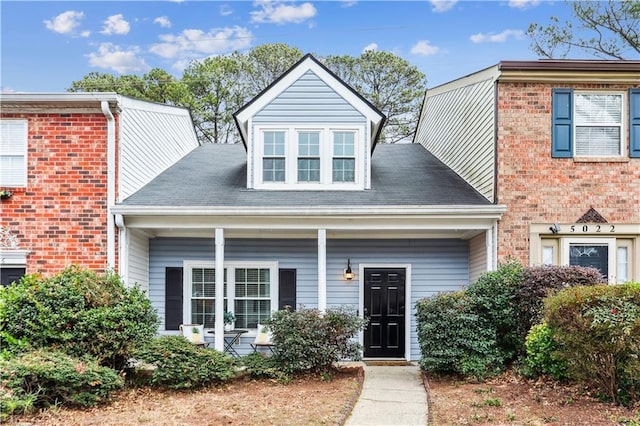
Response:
[[113, 208, 503, 361]]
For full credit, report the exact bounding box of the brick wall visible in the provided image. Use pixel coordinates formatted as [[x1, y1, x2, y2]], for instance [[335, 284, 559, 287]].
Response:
[[496, 82, 640, 264], [1, 112, 115, 275]]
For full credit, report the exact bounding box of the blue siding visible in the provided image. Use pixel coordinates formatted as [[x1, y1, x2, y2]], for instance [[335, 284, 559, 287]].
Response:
[[149, 237, 469, 360], [254, 71, 366, 124]]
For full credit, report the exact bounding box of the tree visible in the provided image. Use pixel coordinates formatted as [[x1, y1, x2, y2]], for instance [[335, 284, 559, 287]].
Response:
[[240, 43, 304, 96], [527, 0, 640, 59], [181, 54, 245, 144], [324, 51, 427, 143], [68, 69, 189, 105]]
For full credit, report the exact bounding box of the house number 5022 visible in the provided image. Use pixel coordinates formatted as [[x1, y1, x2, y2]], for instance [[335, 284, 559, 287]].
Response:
[[570, 225, 615, 233]]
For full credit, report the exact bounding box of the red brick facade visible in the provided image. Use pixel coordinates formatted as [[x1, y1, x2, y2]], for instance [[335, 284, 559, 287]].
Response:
[[496, 82, 640, 264], [1, 112, 116, 275]]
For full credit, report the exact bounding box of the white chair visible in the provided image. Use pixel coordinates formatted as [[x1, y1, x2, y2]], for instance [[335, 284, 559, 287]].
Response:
[[250, 323, 276, 354], [179, 324, 209, 347]]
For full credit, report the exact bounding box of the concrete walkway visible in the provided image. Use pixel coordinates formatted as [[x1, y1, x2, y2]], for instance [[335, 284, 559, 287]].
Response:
[[345, 364, 428, 426]]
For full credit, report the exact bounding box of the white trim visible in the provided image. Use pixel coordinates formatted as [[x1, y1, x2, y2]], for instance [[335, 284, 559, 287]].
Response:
[[235, 57, 384, 126], [573, 91, 625, 158], [562, 237, 616, 284], [318, 229, 327, 312], [214, 229, 225, 351], [358, 263, 412, 361], [112, 204, 507, 217], [0, 250, 30, 266]]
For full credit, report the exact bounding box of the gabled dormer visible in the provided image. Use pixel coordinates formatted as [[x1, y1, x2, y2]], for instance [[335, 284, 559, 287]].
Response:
[[234, 54, 385, 190]]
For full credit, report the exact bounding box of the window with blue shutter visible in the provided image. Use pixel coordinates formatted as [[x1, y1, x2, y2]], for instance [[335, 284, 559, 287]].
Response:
[[630, 88, 640, 158], [552, 88, 573, 158]]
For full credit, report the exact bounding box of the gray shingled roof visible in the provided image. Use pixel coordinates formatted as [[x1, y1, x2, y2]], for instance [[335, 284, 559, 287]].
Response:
[[120, 143, 491, 207]]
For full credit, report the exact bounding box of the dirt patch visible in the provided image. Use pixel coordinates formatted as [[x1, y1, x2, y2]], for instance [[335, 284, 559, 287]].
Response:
[[425, 371, 639, 425], [7, 367, 363, 426]]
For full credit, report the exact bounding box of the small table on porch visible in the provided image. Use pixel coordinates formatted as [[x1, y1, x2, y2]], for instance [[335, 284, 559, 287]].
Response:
[[208, 329, 248, 357]]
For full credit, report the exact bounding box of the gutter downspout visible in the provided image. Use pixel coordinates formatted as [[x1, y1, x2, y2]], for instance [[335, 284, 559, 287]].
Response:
[[101, 101, 116, 270]]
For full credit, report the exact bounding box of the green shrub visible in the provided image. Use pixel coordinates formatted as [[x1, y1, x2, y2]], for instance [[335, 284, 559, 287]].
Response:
[[0, 266, 159, 369], [523, 323, 568, 380], [416, 291, 504, 380], [466, 260, 524, 361], [238, 352, 291, 382], [0, 348, 123, 414], [517, 265, 604, 336], [545, 283, 640, 406], [131, 336, 235, 389], [268, 305, 367, 374]]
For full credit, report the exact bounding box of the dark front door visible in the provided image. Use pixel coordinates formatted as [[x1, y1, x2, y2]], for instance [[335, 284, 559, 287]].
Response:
[[364, 268, 406, 358]]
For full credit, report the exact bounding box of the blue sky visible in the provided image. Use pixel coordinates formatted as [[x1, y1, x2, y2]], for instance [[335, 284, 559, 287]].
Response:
[[2, 1, 578, 92]]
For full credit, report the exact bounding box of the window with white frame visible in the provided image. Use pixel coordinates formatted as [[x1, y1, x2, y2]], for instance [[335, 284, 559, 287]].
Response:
[[184, 261, 277, 330], [263, 131, 286, 182], [0, 120, 28, 187], [332, 131, 355, 182], [574, 93, 623, 156], [297, 131, 320, 182], [233, 267, 272, 328], [255, 125, 362, 189]]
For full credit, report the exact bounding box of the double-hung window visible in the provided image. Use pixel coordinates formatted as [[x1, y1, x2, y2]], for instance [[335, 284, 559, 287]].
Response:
[[552, 89, 640, 158], [263, 131, 286, 182], [233, 267, 272, 329], [188, 267, 218, 328], [0, 119, 28, 187], [332, 131, 355, 182], [574, 93, 623, 156], [184, 261, 277, 331], [297, 132, 320, 182]]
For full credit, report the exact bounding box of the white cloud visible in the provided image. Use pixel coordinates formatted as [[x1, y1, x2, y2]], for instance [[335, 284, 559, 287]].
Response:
[[508, 0, 541, 9], [154, 16, 172, 28], [220, 4, 233, 16], [250, 1, 317, 25], [429, 1, 457, 13], [149, 26, 253, 59], [411, 40, 440, 56], [44, 11, 88, 36], [470, 29, 524, 43], [87, 42, 150, 73], [100, 14, 130, 35], [362, 43, 378, 53]]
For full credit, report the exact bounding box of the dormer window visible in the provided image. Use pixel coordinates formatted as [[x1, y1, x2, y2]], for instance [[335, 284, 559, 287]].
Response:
[[256, 125, 363, 189], [263, 131, 286, 182], [297, 131, 320, 182], [332, 132, 355, 183], [234, 54, 385, 191]]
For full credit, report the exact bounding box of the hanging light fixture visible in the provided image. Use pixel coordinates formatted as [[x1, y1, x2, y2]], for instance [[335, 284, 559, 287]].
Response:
[[343, 259, 355, 280]]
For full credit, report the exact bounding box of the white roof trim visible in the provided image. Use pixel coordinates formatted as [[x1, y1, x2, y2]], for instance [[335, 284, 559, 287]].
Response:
[[235, 56, 384, 126]]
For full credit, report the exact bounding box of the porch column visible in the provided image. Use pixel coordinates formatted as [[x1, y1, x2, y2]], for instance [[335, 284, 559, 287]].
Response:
[[318, 229, 327, 312], [214, 228, 225, 351]]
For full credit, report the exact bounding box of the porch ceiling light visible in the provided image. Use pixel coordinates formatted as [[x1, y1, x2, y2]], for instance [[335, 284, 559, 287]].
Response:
[[344, 259, 355, 280]]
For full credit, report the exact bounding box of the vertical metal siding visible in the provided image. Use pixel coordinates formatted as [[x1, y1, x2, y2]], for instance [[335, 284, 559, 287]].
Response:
[[148, 237, 468, 360], [119, 101, 199, 200], [253, 71, 366, 124], [415, 77, 496, 201]]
